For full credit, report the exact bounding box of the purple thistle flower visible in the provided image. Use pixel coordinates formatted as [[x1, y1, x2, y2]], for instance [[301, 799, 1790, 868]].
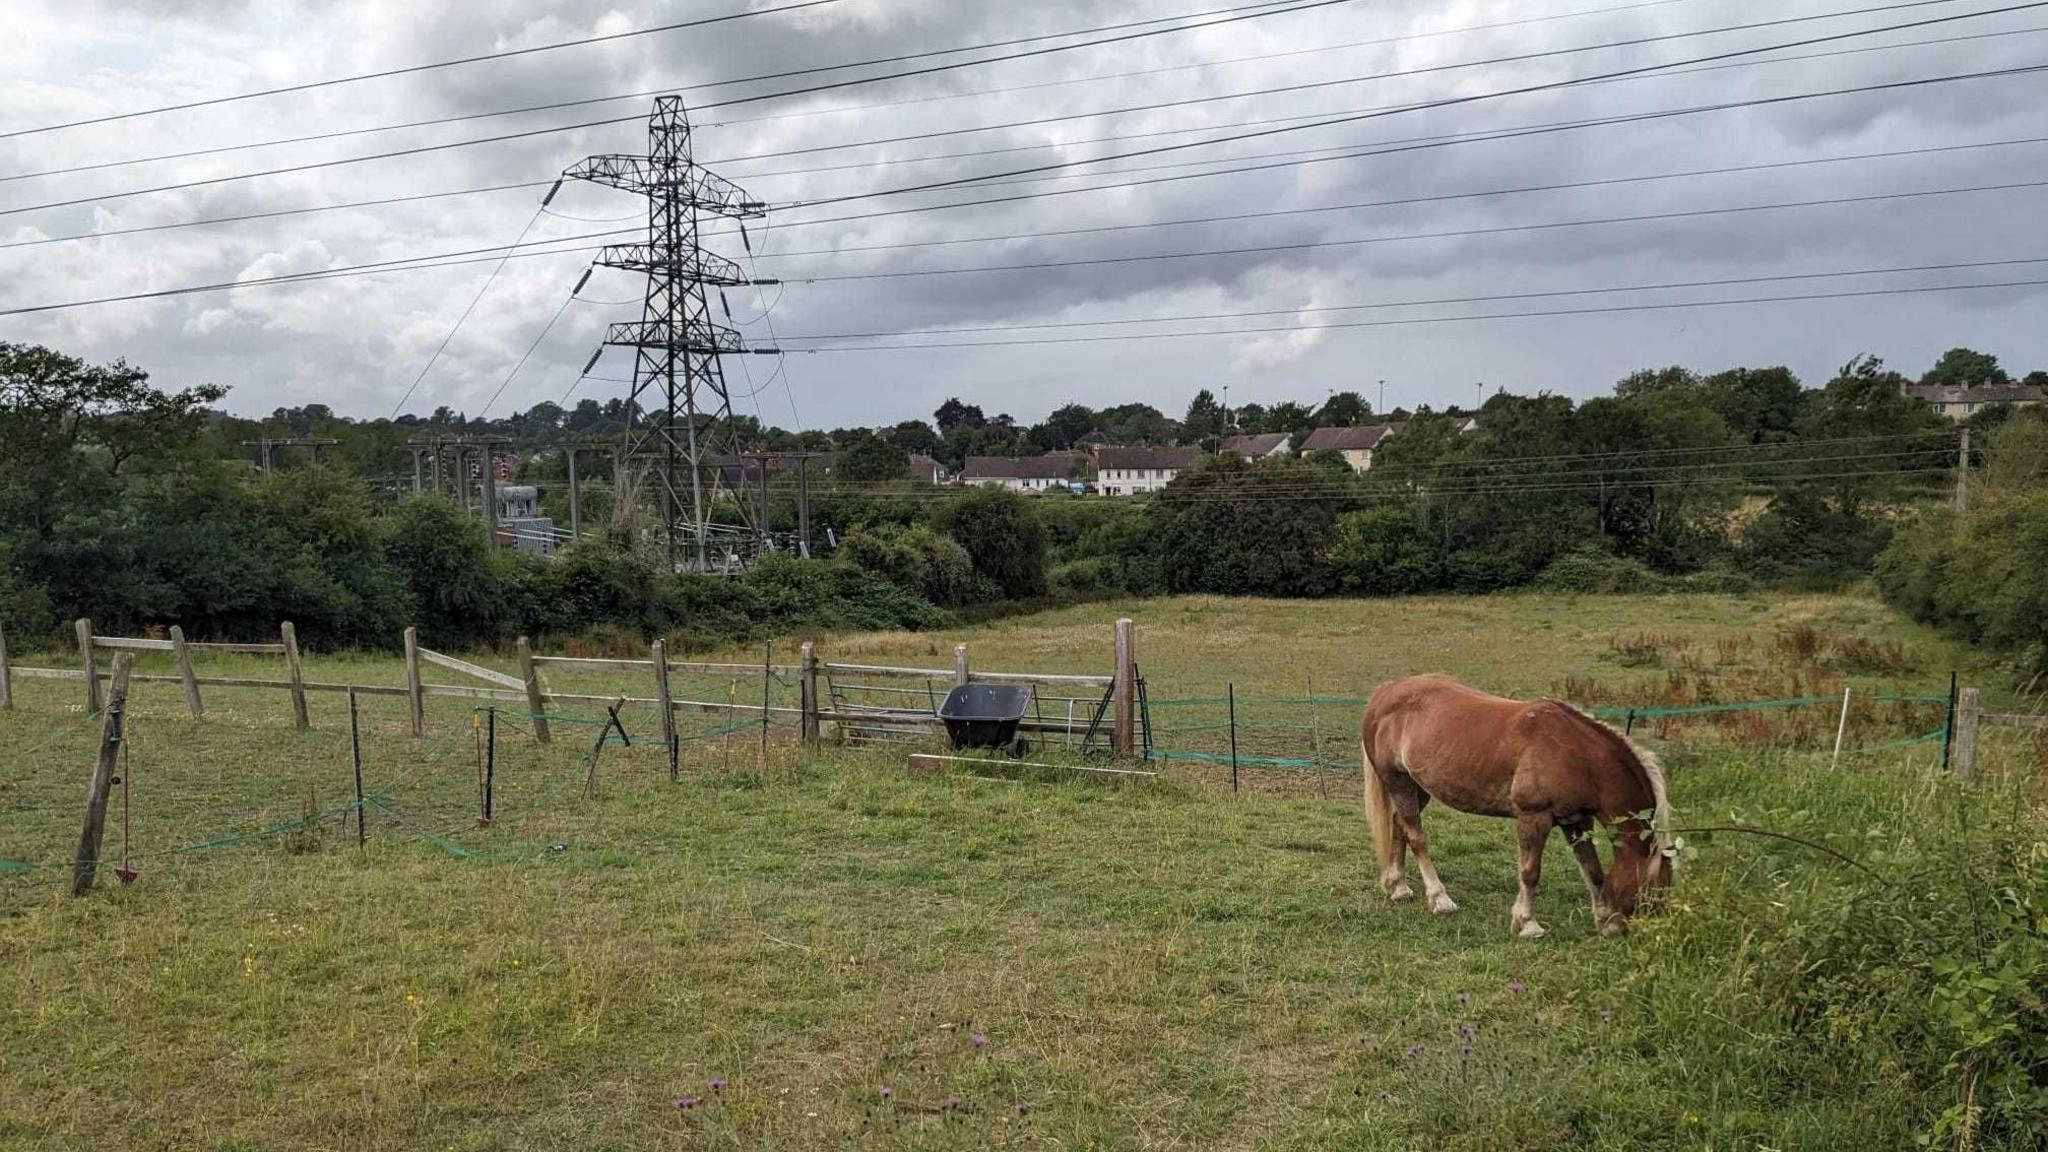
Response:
[[675, 1097, 700, 1111], [1459, 1044, 1474, 1058], [708, 1077, 726, 1092], [878, 1085, 893, 1100], [1507, 980, 1526, 995], [1458, 1023, 1476, 1041], [1015, 1100, 1031, 1116], [1402, 1043, 1423, 1060], [946, 1095, 963, 1111], [971, 1032, 988, 1049], [1598, 1008, 1613, 1023]]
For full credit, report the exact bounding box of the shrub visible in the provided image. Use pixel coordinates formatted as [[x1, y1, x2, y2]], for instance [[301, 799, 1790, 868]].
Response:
[[934, 487, 1048, 599], [1153, 456, 1347, 597], [834, 523, 978, 606], [1532, 549, 1671, 594], [1743, 485, 1893, 586], [1328, 504, 1441, 595]]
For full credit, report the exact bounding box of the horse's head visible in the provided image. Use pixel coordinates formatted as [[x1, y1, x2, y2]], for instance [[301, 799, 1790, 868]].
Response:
[[1596, 823, 1674, 937]]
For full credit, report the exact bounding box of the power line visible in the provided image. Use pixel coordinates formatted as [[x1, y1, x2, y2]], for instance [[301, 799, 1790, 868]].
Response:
[[0, 0, 1350, 214], [0, 0, 1699, 183], [763, 176, 2048, 273], [788, 0, 2048, 210], [387, 203, 550, 418], [8, 64, 2041, 317], [779, 275, 2048, 352], [746, 61, 2048, 234], [0, 0, 847, 140], [712, 22, 2048, 182]]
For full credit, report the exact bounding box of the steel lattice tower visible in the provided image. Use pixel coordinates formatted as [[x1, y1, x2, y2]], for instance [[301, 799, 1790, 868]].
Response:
[[568, 97, 775, 570]]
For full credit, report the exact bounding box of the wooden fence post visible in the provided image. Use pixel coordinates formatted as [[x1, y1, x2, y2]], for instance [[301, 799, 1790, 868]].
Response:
[[169, 624, 204, 718], [403, 627, 425, 737], [651, 638, 675, 747], [75, 617, 101, 715], [280, 621, 308, 730], [1112, 618, 1135, 757], [0, 621, 12, 711], [72, 652, 134, 896], [516, 636, 551, 745], [1954, 687, 1981, 780], [953, 644, 970, 688], [799, 641, 819, 744]]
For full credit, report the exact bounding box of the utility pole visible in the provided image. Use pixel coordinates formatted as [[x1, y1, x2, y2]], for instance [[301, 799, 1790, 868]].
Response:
[[1953, 426, 1972, 512], [1474, 382, 1484, 413], [566, 447, 582, 541], [406, 445, 427, 494], [1378, 378, 1387, 415], [796, 455, 812, 558], [568, 98, 780, 571]]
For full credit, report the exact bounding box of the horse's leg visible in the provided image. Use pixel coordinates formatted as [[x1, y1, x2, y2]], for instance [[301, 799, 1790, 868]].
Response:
[[1561, 820, 1611, 929], [1386, 829, 1414, 904], [1510, 813, 1553, 939], [1388, 778, 1456, 915]]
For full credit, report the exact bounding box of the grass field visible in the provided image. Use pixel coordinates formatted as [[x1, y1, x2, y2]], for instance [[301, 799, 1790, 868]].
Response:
[[1, 591, 2041, 1149]]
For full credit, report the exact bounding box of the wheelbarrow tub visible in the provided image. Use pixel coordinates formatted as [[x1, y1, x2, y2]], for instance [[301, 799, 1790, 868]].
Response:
[[938, 683, 1034, 750]]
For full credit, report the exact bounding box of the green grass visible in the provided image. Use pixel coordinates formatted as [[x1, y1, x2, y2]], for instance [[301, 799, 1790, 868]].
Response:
[[1, 590, 2040, 1150]]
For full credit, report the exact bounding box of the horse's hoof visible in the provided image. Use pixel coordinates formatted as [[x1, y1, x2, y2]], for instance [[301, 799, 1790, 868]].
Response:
[[1599, 918, 1629, 939], [1516, 919, 1547, 939], [1429, 894, 1460, 916], [1389, 882, 1416, 903]]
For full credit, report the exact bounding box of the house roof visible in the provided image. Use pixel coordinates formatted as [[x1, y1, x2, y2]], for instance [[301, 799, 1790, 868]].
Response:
[[961, 452, 1082, 481], [1076, 430, 1112, 445], [1096, 445, 1201, 471], [906, 453, 945, 479], [1221, 432, 1289, 458], [1903, 383, 2046, 405], [1301, 423, 1398, 452]]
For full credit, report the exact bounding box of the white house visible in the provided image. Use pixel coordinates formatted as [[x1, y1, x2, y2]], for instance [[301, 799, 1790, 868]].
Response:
[[1096, 445, 1201, 496], [1300, 423, 1399, 473], [1902, 382, 2045, 421], [960, 453, 1085, 493]]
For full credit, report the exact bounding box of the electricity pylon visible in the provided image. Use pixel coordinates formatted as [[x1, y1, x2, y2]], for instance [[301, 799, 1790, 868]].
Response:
[[567, 97, 777, 571]]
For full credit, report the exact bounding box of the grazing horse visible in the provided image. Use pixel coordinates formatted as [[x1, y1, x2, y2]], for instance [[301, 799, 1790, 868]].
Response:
[[1359, 674, 1673, 938]]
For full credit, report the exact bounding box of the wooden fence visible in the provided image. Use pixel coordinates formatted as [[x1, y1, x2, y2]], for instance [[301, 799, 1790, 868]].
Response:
[[1951, 686, 2045, 779], [3, 617, 1145, 756]]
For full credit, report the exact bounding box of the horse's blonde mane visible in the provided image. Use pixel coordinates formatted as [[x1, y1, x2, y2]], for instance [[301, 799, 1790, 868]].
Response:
[[1561, 704, 1676, 865]]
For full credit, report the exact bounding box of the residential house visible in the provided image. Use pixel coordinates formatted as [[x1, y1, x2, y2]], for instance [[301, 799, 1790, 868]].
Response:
[[906, 453, 949, 484], [1901, 382, 2045, 421], [960, 452, 1086, 493], [1096, 445, 1201, 496], [1220, 432, 1292, 460], [1300, 423, 1400, 472]]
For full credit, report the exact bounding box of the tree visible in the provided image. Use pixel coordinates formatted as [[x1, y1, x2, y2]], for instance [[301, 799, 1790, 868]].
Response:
[[1920, 347, 2009, 388], [884, 419, 940, 454], [1313, 390, 1372, 427], [1700, 366, 1804, 444], [1614, 366, 1700, 399], [1801, 355, 1946, 510], [934, 397, 986, 432], [1026, 403, 1097, 451], [1152, 456, 1347, 596], [1182, 389, 1227, 444], [835, 431, 909, 482], [1328, 503, 1440, 595], [935, 487, 1047, 599], [1097, 403, 1176, 444]]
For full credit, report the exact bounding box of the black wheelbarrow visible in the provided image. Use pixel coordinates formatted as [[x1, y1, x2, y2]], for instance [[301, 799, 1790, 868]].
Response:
[[938, 683, 1034, 753]]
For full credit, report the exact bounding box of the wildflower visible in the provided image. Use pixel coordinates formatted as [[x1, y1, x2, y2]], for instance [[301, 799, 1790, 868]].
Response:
[[675, 1097, 700, 1111], [946, 1095, 963, 1111], [1015, 1100, 1031, 1116], [1458, 1023, 1476, 1041], [1598, 1008, 1613, 1023], [708, 1078, 726, 1092], [1401, 1043, 1422, 1061], [1377, 1090, 1393, 1103], [1506, 980, 1526, 995], [1455, 992, 1470, 1007], [879, 1086, 893, 1101], [970, 1032, 988, 1049]]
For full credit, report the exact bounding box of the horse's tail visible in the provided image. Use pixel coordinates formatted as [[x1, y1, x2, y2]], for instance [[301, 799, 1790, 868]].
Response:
[[1361, 737, 1398, 875]]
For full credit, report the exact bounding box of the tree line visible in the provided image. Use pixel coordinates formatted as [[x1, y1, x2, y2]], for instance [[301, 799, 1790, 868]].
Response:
[[3, 340, 2041, 668]]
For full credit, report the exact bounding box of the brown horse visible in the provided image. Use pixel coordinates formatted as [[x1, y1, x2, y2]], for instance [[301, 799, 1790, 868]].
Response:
[[1360, 674, 1673, 938]]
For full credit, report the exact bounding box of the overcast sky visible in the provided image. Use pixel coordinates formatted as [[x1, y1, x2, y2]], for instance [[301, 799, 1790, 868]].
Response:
[[4, 0, 2046, 430]]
